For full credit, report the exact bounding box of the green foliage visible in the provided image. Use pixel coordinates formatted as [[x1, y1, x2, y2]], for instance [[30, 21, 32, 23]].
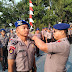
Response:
[[0, 0, 72, 29]]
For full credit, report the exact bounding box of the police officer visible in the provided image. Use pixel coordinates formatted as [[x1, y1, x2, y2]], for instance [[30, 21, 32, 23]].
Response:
[[29, 23, 70, 72], [43, 27, 47, 43], [45, 29, 52, 43], [35, 28, 42, 57], [0, 41, 4, 71], [0, 29, 9, 70], [8, 20, 36, 72], [9, 29, 15, 39]]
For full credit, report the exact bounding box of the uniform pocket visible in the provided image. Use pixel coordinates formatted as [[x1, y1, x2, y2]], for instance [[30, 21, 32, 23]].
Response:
[[22, 51, 27, 57], [17, 50, 27, 58]]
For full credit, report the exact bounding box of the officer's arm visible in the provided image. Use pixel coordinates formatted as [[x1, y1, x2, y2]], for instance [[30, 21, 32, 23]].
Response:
[[32, 36, 48, 53], [8, 59, 15, 72]]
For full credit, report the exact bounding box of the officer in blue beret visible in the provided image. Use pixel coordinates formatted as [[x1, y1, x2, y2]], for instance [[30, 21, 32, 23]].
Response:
[[8, 29, 15, 39], [29, 23, 70, 72], [8, 20, 36, 72], [0, 28, 9, 71], [35, 28, 42, 57]]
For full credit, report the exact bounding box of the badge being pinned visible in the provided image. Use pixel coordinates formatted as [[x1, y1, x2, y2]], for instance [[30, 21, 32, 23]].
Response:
[[9, 46, 15, 54], [9, 39, 12, 42]]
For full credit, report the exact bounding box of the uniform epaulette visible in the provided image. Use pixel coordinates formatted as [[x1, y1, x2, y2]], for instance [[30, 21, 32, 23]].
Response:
[[9, 37, 18, 45]]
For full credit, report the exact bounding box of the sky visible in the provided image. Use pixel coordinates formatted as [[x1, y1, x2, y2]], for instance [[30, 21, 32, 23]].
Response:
[[0, 0, 22, 4]]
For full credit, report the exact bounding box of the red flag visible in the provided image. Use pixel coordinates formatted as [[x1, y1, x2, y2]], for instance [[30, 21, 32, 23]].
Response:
[[29, 15, 32, 18], [30, 22, 33, 26], [29, 0, 32, 3], [29, 7, 34, 11]]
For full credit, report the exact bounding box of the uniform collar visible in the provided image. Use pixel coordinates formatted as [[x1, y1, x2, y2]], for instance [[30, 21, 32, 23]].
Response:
[[57, 37, 67, 42], [16, 35, 32, 46], [1, 34, 7, 38]]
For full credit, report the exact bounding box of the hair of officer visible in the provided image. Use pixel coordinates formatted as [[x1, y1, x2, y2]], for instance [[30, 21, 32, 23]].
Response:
[[64, 29, 68, 36]]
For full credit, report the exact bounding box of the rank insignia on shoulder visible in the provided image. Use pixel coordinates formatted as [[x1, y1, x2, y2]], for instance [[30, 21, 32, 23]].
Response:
[[9, 39, 12, 42], [9, 46, 15, 54]]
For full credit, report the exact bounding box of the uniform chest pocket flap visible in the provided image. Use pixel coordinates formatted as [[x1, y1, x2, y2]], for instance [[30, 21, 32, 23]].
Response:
[[18, 50, 27, 57]]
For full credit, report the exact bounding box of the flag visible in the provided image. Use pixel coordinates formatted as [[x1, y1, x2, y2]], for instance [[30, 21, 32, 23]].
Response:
[[29, 15, 32, 18], [29, 18, 34, 23], [29, 7, 34, 11], [29, 3, 33, 7], [29, 0, 32, 3], [30, 22, 33, 26], [29, 0, 34, 26], [29, 10, 34, 15]]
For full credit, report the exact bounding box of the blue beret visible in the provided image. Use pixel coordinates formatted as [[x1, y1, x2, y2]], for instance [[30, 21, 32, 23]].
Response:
[[53, 23, 70, 30], [44, 27, 46, 28], [0, 29, 6, 32], [36, 28, 39, 31], [14, 20, 30, 28], [42, 27, 44, 29]]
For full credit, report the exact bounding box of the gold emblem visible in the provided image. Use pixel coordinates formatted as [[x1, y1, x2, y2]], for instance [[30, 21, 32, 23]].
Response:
[[9, 48, 14, 54], [17, 21, 22, 25], [32, 44, 34, 48]]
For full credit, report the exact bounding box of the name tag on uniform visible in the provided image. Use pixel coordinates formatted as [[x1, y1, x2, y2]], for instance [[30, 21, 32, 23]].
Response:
[[19, 50, 25, 52]]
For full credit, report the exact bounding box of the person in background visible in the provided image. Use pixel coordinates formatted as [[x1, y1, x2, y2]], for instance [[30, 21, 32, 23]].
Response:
[[43, 27, 47, 43], [0, 41, 4, 71], [0, 29, 9, 71], [9, 29, 15, 39], [45, 28, 52, 43], [35, 28, 42, 57], [41, 28, 44, 41]]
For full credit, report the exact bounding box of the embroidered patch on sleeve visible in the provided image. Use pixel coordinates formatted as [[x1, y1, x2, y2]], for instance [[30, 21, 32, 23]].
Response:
[[9, 46, 15, 54], [9, 39, 12, 42]]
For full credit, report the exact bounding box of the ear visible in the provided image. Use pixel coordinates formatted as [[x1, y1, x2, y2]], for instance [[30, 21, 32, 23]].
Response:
[[16, 28, 19, 33], [61, 30, 65, 35]]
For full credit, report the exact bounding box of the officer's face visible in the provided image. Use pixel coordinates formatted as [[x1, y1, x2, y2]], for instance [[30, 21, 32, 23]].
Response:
[[10, 30, 13, 33], [53, 28, 64, 40], [1, 31, 5, 36], [36, 30, 39, 33], [17, 24, 29, 37]]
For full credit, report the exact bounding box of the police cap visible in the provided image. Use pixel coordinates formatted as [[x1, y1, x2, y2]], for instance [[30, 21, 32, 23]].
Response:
[[36, 28, 39, 31], [14, 20, 30, 28], [53, 23, 70, 30], [0, 29, 6, 32]]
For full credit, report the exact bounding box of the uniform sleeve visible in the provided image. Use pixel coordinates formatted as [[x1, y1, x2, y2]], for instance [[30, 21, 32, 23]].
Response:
[[46, 41, 66, 53], [7, 40, 16, 59]]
